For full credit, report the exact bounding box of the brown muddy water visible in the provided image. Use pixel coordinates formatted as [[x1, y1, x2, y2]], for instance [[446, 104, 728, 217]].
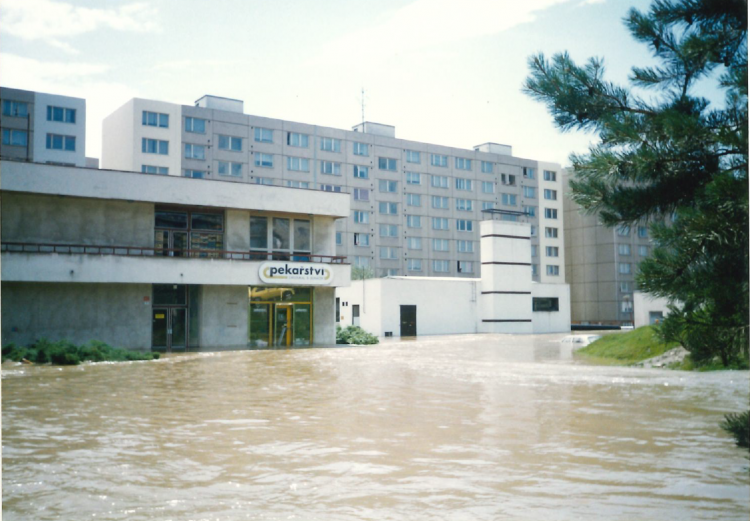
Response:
[[3, 334, 749, 520]]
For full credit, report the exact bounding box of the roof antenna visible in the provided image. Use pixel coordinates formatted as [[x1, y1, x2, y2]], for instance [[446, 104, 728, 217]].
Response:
[[359, 87, 366, 127]]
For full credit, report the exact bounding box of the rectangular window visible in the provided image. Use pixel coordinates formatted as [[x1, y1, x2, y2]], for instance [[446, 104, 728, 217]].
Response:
[[481, 161, 493, 174], [502, 214, 518, 222], [406, 150, 421, 163], [406, 193, 421, 207], [142, 165, 168, 175], [2, 129, 28, 147], [142, 138, 167, 155], [250, 216, 268, 250], [255, 177, 273, 185], [320, 184, 342, 192], [432, 196, 449, 209], [618, 244, 631, 255], [186, 117, 206, 133], [432, 217, 449, 230], [320, 137, 341, 153], [379, 201, 398, 215], [481, 181, 495, 194], [184, 143, 206, 160], [530, 225, 537, 237], [379, 179, 398, 192], [407, 259, 422, 271], [406, 172, 421, 185], [354, 210, 369, 224], [457, 261, 473, 273], [379, 224, 398, 237], [353, 142, 368, 156], [406, 215, 422, 228], [544, 208, 558, 219], [433, 260, 450, 273], [254, 153, 273, 167], [457, 240, 474, 253], [455, 178, 473, 191], [545, 227, 558, 238], [287, 132, 309, 147], [621, 300, 634, 312], [430, 154, 448, 167], [378, 157, 397, 171], [406, 237, 422, 250], [217, 161, 242, 177], [254, 127, 273, 143], [532, 264, 539, 277], [501, 174, 516, 186], [545, 246, 559, 257], [286, 180, 309, 189], [620, 281, 630, 293], [142, 111, 168, 128], [353, 188, 370, 201], [533, 297, 559, 312], [455, 157, 472, 170], [433, 239, 449, 252], [380, 246, 398, 259], [456, 219, 473, 232], [354, 256, 370, 267], [218, 135, 242, 152], [531, 245, 538, 257], [353, 232, 370, 246], [501, 193, 517, 206], [287, 156, 310, 172], [523, 205, 536, 217], [523, 167, 535, 179], [336, 232, 343, 246], [320, 161, 341, 175], [2, 100, 28, 117], [546, 265, 560, 276], [48, 106, 76, 123], [617, 225, 631, 236], [523, 186, 536, 198], [482, 202, 495, 211], [184, 169, 206, 179], [431, 175, 449, 188], [47, 133, 76, 151], [544, 189, 557, 200], [638, 226, 648, 238], [456, 199, 473, 211], [619, 263, 632, 274], [353, 165, 369, 179], [639, 245, 650, 256], [543, 170, 557, 181]]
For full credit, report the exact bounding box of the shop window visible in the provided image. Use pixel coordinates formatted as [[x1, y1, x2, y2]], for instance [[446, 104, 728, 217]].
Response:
[[154, 207, 223, 258], [249, 215, 312, 260]]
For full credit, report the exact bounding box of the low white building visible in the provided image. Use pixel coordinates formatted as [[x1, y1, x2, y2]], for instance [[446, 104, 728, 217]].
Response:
[[633, 291, 672, 328], [337, 219, 571, 336]]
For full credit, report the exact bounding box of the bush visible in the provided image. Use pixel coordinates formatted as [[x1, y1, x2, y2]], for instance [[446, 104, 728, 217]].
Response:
[[1, 339, 160, 365], [336, 325, 379, 345], [721, 410, 750, 451]]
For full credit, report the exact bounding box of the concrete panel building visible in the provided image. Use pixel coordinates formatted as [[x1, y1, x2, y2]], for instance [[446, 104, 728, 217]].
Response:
[[102, 95, 565, 283], [1, 87, 87, 167], [1, 160, 351, 351]]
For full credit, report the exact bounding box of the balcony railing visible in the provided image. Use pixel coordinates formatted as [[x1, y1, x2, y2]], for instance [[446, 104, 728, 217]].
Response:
[[1, 242, 347, 264]]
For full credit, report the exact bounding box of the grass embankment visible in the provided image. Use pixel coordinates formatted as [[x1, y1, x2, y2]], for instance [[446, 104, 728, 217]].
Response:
[[576, 326, 680, 366], [2, 339, 159, 366]]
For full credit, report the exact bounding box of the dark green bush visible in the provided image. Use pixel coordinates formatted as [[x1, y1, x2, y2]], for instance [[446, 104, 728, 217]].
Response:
[[336, 325, 379, 345], [1, 339, 160, 365], [721, 410, 750, 450]]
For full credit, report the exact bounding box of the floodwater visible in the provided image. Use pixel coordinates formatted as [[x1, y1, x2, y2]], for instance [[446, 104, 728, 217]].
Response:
[[3, 334, 749, 520]]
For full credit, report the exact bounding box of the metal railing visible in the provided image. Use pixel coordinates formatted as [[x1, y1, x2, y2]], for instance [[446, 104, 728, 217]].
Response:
[[1, 242, 347, 264]]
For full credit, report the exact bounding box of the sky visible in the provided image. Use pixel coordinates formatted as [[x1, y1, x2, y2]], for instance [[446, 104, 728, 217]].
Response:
[[0, 0, 711, 166]]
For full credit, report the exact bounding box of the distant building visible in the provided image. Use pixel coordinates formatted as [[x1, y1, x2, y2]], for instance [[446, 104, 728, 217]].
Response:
[[0, 87, 87, 167]]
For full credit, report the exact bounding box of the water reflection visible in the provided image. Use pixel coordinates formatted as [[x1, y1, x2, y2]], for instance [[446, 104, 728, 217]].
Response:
[[3, 334, 748, 520]]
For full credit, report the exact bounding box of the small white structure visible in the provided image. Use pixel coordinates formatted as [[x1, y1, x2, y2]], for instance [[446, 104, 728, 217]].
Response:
[[337, 219, 571, 336], [633, 291, 671, 328]]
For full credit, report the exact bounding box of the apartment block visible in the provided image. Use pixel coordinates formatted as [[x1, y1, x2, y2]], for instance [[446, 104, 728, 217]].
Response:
[[0, 87, 87, 167], [102, 95, 565, 282], [563, 170, 653, 326]]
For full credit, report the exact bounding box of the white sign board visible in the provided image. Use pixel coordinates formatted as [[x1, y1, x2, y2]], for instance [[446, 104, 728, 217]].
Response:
[[259, 262, 333, 285]]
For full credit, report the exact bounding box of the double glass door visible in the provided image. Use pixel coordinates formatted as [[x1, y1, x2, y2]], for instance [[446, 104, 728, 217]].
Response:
[[152, 307, 187, 352], [248, 287, 312, 348]]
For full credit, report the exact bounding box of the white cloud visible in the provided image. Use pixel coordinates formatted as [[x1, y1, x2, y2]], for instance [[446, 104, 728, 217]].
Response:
[[308, 0, 570, 67], [578, 0, 605, 6], [0, 0, 159, 52]]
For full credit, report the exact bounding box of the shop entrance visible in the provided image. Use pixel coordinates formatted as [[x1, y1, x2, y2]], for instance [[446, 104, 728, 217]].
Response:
[[151, 284, 200, 352], [152, 308, 187, 352], [400, 305, 417, 337], [248, 287, 313, 348]]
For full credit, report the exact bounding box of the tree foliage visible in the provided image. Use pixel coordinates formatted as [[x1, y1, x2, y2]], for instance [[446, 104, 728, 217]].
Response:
[[525, 0, 748, 367]]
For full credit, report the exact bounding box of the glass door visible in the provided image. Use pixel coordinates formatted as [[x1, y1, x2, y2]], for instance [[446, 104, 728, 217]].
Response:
[[249, 303, 272, 347], [170, 308, 187, 352], [293, 304, 312, 346], [152, 309, 168, 350], [275, 305, 292, 347]]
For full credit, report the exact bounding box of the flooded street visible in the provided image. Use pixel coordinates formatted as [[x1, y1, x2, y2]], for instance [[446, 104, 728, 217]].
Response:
[[3, 334, 749, 520]]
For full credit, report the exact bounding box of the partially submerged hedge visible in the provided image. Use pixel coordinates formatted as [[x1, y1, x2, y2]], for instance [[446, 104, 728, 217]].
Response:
[[2, 339, 159, 365], [336, 325, 379, 345]]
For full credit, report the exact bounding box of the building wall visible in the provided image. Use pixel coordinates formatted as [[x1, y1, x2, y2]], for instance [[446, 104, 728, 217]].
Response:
[[0, 87, 35, 161], [633, 291, 671, 328], [102, 99, 135, 171], [531, 283, 571, 333], [199, 285, 248, 348], [33, 91, 86, 167], [2, 282, 152, 349], [313, 286, 336, 344]]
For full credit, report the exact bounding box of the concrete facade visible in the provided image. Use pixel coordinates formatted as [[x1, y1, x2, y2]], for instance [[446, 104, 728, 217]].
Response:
[[1, 160, 351, 350], [633, 291, 672, 328], [1, 87, 87, 167], [101, 95, 565, 283]]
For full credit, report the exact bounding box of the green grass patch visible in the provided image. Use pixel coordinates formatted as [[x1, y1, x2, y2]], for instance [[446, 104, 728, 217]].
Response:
[[575, 326, 680, 366], [2, 339, 159, 365]]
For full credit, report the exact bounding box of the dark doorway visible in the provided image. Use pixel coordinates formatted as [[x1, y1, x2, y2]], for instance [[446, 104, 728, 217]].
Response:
[[400, 305, 417, 337]]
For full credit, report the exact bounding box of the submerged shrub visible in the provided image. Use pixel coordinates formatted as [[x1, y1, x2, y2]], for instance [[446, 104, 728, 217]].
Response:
[[721, 410, 750, 451], [336, 325, 379, 345], [1, 339, 159, 365]]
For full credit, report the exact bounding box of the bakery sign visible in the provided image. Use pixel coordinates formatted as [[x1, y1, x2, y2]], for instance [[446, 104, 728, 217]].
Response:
[[259, 262, 333, 285]]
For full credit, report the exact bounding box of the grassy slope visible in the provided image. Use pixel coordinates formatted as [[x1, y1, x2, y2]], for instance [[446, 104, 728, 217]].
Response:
[[575, 326, 680, 366]]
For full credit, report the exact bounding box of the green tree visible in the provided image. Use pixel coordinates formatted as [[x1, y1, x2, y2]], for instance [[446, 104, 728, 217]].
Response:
[[524, 0, 748, 367]]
